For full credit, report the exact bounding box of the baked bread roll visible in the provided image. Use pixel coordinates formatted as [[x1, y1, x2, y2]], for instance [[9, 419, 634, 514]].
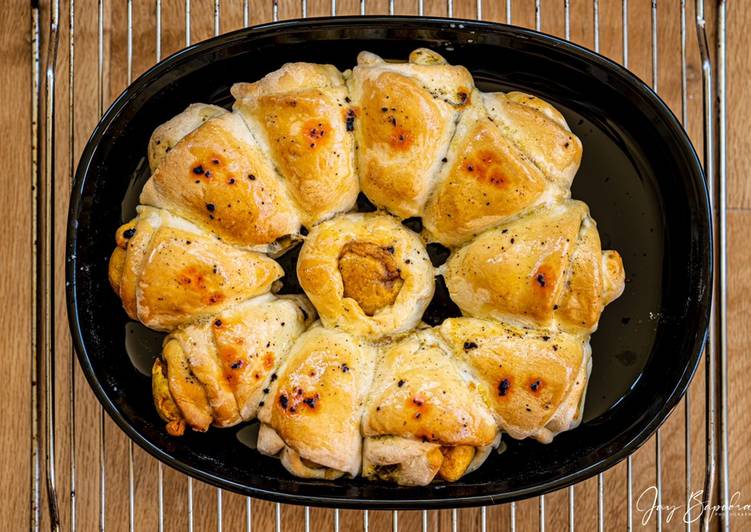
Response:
[[231, 62, 358, 227], [362, 329, 499, 485], [347, 49, 474, 218], [152, 293, 314, 435], [421, 90, 579, 246], [257, 324, 377, 478], [438, 317, 590, 443], [296, 212, 435, 340], [108, 206, 283, 331], [140, 111, 301, 254], [104, 49, 627, 487], [444, 200, 625, 334]]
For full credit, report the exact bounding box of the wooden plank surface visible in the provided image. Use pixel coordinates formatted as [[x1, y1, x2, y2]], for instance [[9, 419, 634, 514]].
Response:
[[1, 0, 747, 530]]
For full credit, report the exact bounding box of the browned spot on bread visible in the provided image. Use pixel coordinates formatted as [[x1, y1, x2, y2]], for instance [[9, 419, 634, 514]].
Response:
[[301, 118, 331, 150], [528, 377, 544, 394], [176, 266, 208, 289], [338, 241, 404, 315], [407, 394, 431, 420], [278, 388, 321, 415], [388, 126, 413, 150], [462, 149, 511, 188], [206, 292, 225, 305], [456, 87, 471, 106], [531, 263, 557, 296], [188, 150, 227, 183]]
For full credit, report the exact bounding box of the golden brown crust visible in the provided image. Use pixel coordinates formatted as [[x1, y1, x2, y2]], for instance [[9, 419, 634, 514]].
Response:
[[148, 103, 228, 171], [232, 63, 358, 226], [483, 91, 582, 190], [444, 200, 624, 334], [438, 317, 586, 442], [423, 94, 560, 246], [348, 50, 473, 217], [159, 294, 312, 432], [437, 445, 476, 482], [109, 207, 283, 331], [258, 325, 377, 476], [363, 329, 498, 447], [162, 338, 213, 433], [140, 112, 301, 253], [152, 358, 186, 436]]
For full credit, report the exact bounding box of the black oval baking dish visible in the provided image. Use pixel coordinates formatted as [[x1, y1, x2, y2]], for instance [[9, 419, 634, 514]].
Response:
[[66, 16, 712, 509]]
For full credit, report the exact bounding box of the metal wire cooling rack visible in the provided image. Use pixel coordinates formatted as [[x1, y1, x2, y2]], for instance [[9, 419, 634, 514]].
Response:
[[31, 0, 729, 530]]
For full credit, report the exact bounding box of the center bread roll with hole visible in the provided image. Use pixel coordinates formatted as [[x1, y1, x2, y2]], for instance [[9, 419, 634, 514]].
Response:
[[296, 212, 435, 340]]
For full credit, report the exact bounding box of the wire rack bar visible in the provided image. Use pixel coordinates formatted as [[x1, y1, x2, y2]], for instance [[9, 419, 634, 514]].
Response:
[[33, 0, 730, 530], [717, 3, 729, 528], [30, 1, 41, 530], [96, 3, 106, 527], [40, 0, 62, 530], [66, 1, 77, 530]]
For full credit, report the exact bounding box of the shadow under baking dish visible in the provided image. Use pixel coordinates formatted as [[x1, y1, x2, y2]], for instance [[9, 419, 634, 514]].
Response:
[[67, 16, 711, 509]]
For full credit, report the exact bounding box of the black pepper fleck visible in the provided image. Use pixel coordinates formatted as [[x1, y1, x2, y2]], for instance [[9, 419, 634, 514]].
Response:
[[302, 396, 318, 409]]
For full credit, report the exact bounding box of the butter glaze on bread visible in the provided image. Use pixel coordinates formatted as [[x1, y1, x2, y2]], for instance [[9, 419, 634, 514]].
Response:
[[140, 112, 301, 254], [347, 49, 474, 218], [108, 206, 283, 331], [232, 63, 358, 227], [444, 200, 625, 334]]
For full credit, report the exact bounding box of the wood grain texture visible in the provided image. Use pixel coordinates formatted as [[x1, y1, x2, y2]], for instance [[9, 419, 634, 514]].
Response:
[[0, 1, 32, 531], [2, 0, 746, 530]]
